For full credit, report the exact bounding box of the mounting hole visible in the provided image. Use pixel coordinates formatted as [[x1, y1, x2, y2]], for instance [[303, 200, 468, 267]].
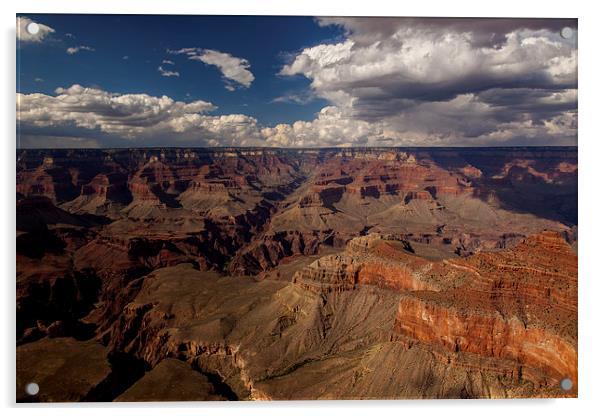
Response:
[[560, 378, 573, 391], [560, 27, 574, 39], [25, 382, 39, 396], [26, 22, 40, 35]]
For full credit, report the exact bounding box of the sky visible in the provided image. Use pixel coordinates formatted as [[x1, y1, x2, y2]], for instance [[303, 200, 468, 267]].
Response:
[[16, 14, 577, 148]]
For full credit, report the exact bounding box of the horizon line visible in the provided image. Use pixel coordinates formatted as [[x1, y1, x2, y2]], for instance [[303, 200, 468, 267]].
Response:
[[16, 145, 579, 151]]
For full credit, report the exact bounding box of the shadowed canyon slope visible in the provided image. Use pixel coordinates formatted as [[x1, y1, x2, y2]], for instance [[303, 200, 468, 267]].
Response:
[[16, 147, 577, 401]]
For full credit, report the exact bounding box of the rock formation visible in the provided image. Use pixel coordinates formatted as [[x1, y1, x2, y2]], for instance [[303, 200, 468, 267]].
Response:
[[16, 147, 577, 401]]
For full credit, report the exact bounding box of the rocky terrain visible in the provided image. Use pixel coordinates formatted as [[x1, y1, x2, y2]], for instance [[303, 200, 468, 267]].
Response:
[[16, 147, 577, 401]]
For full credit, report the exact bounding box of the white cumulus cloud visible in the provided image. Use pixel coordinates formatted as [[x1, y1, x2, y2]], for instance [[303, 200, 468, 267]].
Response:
[[276, 17, 577, 146], [17, 84, 217, 139], [16, 85, 273, 147], [169, 48, 254, 89]]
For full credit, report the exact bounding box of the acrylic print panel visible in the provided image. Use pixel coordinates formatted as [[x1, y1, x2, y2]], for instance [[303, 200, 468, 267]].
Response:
[[16, 14, 577, 402]]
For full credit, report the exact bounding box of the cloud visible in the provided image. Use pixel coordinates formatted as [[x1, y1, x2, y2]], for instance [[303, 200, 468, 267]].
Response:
[[317, 17, 577, 48], [169, 48, 254, 89], [17, 84, 216, 138], [158, 66, 180, 77], [261, 106, 382, 147], [281, 27, 576, 111], [17, 18, 578, 148], [167, 113, 264, 146], [375, 93, 577, 146], [276, 17, 577, 146], [162, 59, 175, 65], [271, 91, 316, 105], [17, 83, 576, 148], [262, 95, 577, 148], [193, 49, 254, 87], [18, 134, 101, 149], [17, 16, 55, 43], [16, 84, 270, 147], [167, 47, 197, 56], [66, 45, 95, 55]]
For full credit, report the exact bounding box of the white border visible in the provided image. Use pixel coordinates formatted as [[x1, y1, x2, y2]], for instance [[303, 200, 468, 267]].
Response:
[[2, 1, 602, 415]]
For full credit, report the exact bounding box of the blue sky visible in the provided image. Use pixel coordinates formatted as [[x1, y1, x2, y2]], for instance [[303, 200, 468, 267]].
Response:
[[17, 14, 340, 125], [17, 15, 577, 148]]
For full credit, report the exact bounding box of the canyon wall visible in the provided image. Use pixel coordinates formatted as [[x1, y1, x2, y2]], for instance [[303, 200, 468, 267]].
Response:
[[16, 147, 577, 401]]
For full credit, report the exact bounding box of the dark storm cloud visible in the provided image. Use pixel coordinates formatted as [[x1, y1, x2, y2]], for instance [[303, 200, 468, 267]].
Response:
[[477, 88, 577, 123], [343, 72, 575, 122], [319, 17, 577, 47]]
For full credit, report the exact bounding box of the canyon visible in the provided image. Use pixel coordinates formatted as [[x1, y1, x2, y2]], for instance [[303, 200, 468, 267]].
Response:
[[16, 147, 577, 401]]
